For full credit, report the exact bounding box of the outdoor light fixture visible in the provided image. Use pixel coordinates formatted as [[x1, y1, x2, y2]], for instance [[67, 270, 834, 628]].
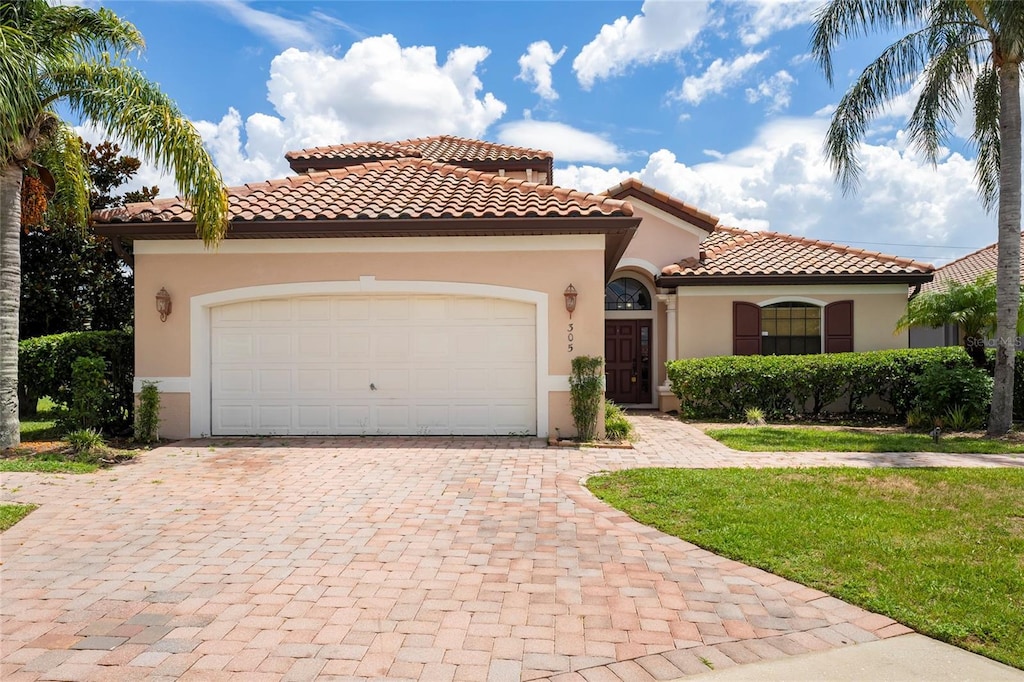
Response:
[[564, 284, 578, 318], [156, 287, 172, 322]]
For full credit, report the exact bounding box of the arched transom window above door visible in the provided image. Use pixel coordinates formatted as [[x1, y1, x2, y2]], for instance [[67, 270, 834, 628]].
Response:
[[605, 277, 652, 311]]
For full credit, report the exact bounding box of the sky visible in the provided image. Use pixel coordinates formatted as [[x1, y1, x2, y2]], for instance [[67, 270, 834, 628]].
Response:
[[81, 0, 1019, 266]]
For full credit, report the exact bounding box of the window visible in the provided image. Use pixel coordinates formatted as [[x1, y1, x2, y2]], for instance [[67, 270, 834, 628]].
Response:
[[761, 302, 821, 355], [605, 277, 651, 311]]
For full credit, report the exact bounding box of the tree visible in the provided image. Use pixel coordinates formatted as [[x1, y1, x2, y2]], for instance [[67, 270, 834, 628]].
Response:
[[20, 141, 158, 339], [812, 0, 1022, 436], [895, 274, 1024, 366], [0, 1, 230, 448]]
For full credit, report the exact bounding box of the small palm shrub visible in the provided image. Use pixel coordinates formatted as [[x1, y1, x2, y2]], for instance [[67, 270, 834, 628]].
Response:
[[943, 405, 982, 432], [745, 407, 767, 426], [66, 428, 105, 456], [604, 401, 634, 441]]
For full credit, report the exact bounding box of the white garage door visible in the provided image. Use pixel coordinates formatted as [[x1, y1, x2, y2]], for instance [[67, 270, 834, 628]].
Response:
[[210, 294, 536, 436]]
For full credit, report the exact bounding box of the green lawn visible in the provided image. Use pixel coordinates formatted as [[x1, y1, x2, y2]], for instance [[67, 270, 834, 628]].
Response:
[[0, 504, 37, 532], [588, 467, 1024, 669], [0, 456, 98, 474], [19, 397, 59, 441], [707, 426, 1024, 454]]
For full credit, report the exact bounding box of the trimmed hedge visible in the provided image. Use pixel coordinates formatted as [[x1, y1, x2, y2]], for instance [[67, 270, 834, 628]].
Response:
[[666, 347, 975, 420], [19, 330, 133, 433]]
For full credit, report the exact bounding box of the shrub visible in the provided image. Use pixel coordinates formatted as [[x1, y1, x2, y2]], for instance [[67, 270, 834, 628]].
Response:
[[66, 428, 105, 456], [134, 381, 161, 444], [667, 347, 972, 420], [943, 405, 982, 431], [604, 400, 634, 441], [19, 330, 133, 433], [570, 356, 604, 442], [60, 357, 109, 432], [913, 363, 992, 424], [745, 407, 767, 426]]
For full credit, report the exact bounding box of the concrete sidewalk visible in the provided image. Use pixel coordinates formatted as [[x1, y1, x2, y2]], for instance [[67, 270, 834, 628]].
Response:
[[694, 634, 1023, 681]]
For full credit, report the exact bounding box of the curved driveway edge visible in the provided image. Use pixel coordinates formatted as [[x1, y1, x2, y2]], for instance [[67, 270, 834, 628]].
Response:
[[1, 414, 1017, 681]]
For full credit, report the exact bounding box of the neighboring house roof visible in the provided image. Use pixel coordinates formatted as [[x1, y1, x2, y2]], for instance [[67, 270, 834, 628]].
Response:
[[919, 232, 1024, 293], [286, 135, 554, 175], [92, 158, 639, 278], [602, 178, 719, 233], [659, 226, 934, 285]]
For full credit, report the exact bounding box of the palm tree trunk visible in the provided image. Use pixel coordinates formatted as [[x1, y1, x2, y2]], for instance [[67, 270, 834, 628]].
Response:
[[0, 164, 23, 449], [988, 63, 1022, 436]]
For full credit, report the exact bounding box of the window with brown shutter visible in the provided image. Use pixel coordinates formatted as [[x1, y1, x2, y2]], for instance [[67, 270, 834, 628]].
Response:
[[824, 300, 854, 353], [733, 302, 762, 355]]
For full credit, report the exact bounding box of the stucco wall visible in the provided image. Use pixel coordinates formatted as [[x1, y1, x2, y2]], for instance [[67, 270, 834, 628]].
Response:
[[674, 285, 911, 359], [619, 202, 704, 275], [134, 235, 604, 439]]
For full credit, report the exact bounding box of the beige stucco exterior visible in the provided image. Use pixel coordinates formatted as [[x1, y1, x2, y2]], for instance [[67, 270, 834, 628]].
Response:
[[134, 235, 604, 439], [673, 285, 911, 359], [617, 202, 704, 276]]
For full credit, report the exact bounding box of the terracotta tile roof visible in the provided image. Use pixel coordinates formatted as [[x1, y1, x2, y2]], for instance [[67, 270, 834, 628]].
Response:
[[602, 178, 719, 233], [93, 158, 631, 225], [920, 233, 1024, 293], [286, 135, 552, 168], [661, 226, 934, 281]]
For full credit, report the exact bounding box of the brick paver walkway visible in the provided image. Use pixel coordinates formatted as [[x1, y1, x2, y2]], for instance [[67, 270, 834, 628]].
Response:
[[2, 414, 1019, 681]]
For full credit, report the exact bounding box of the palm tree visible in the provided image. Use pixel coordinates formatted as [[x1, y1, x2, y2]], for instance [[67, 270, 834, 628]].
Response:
[[0, 1, 229, 448], [895, 274, 1024, 366], [812, 0, 1022, 435]]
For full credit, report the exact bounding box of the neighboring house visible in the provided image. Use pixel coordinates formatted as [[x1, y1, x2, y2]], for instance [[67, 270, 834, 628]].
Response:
[[908, 233, 1024, 349], [94, 136, 933, 438]]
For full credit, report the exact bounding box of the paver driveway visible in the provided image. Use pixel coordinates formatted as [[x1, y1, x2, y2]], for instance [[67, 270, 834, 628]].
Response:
[[7, 414, 1017, 682]]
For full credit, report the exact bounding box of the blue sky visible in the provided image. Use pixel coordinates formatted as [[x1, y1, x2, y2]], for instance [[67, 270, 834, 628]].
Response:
[[87, 0, 1013, 266]]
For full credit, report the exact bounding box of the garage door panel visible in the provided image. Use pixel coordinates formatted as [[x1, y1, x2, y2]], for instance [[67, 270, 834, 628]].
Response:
[[335, 369, 371, 391], [298, 334, 331, 359], [257, 368, 291, 393], [257, 334, 291, 359], [258, 299, 292, 321], [211, 294, 536, 435], [334, 298, 370, 320], [297, 298, 331, 321]]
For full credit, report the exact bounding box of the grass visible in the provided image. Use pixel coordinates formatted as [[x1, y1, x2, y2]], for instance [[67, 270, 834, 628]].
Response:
[[588, 467, 1024, 669], [0, 503, 37, 532], [19, 396, 59, 441], [0, 454, 99, 474], [707, 426, 1024, 454]]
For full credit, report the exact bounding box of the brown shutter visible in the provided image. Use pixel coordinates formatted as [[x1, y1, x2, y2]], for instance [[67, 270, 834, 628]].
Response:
[[824, 300, 854, 353], [733, 302, 762, 355]]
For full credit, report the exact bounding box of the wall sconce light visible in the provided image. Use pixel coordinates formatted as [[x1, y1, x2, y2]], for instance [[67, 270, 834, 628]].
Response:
[[564, 284, 578, 318], [156, 287, 172, 322]]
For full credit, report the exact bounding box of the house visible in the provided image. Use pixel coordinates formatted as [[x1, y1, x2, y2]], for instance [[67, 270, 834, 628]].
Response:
[[908, 233, 1024, 349], [93, 136, 933, 438]]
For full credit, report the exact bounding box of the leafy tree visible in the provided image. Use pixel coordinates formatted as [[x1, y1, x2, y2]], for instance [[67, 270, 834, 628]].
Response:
[[812, 0, 1023, 435], [895, 274, 1024, 367], [20, 141, 158, 339], [0, 1, 229, 448]]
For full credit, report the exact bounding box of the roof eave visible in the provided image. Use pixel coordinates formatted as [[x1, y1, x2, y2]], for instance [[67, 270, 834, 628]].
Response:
[[656, 272, 935, 287]]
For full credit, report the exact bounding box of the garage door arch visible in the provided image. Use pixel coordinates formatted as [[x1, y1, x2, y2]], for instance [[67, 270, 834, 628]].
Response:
[[189, 278, 550, 437]]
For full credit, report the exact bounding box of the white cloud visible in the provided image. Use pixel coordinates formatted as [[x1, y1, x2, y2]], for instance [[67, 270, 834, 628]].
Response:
[[207, 0, 319, 48], [746, 70, 797, 112], [678, 51, 768, 105], [556, 116, 1002, 263], [498, 120, 626, 164], [573, 0, 711, 90], [195, 36, 507, 185], [737, 0, 816, 46], [517, 41, 566, 100]]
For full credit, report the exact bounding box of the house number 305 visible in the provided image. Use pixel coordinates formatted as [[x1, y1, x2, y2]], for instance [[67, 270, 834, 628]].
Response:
[[567, 323, 574, 352]]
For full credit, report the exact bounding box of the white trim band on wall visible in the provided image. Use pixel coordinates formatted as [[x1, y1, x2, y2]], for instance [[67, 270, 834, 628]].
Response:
[[189, 277, 552, 439]]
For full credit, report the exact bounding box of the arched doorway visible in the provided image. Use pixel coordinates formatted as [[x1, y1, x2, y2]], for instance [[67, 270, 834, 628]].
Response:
[[604, 276, 654, 405]]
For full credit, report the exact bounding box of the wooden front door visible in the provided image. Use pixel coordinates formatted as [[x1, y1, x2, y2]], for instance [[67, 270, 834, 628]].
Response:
[[605, 320, 652, 404]]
